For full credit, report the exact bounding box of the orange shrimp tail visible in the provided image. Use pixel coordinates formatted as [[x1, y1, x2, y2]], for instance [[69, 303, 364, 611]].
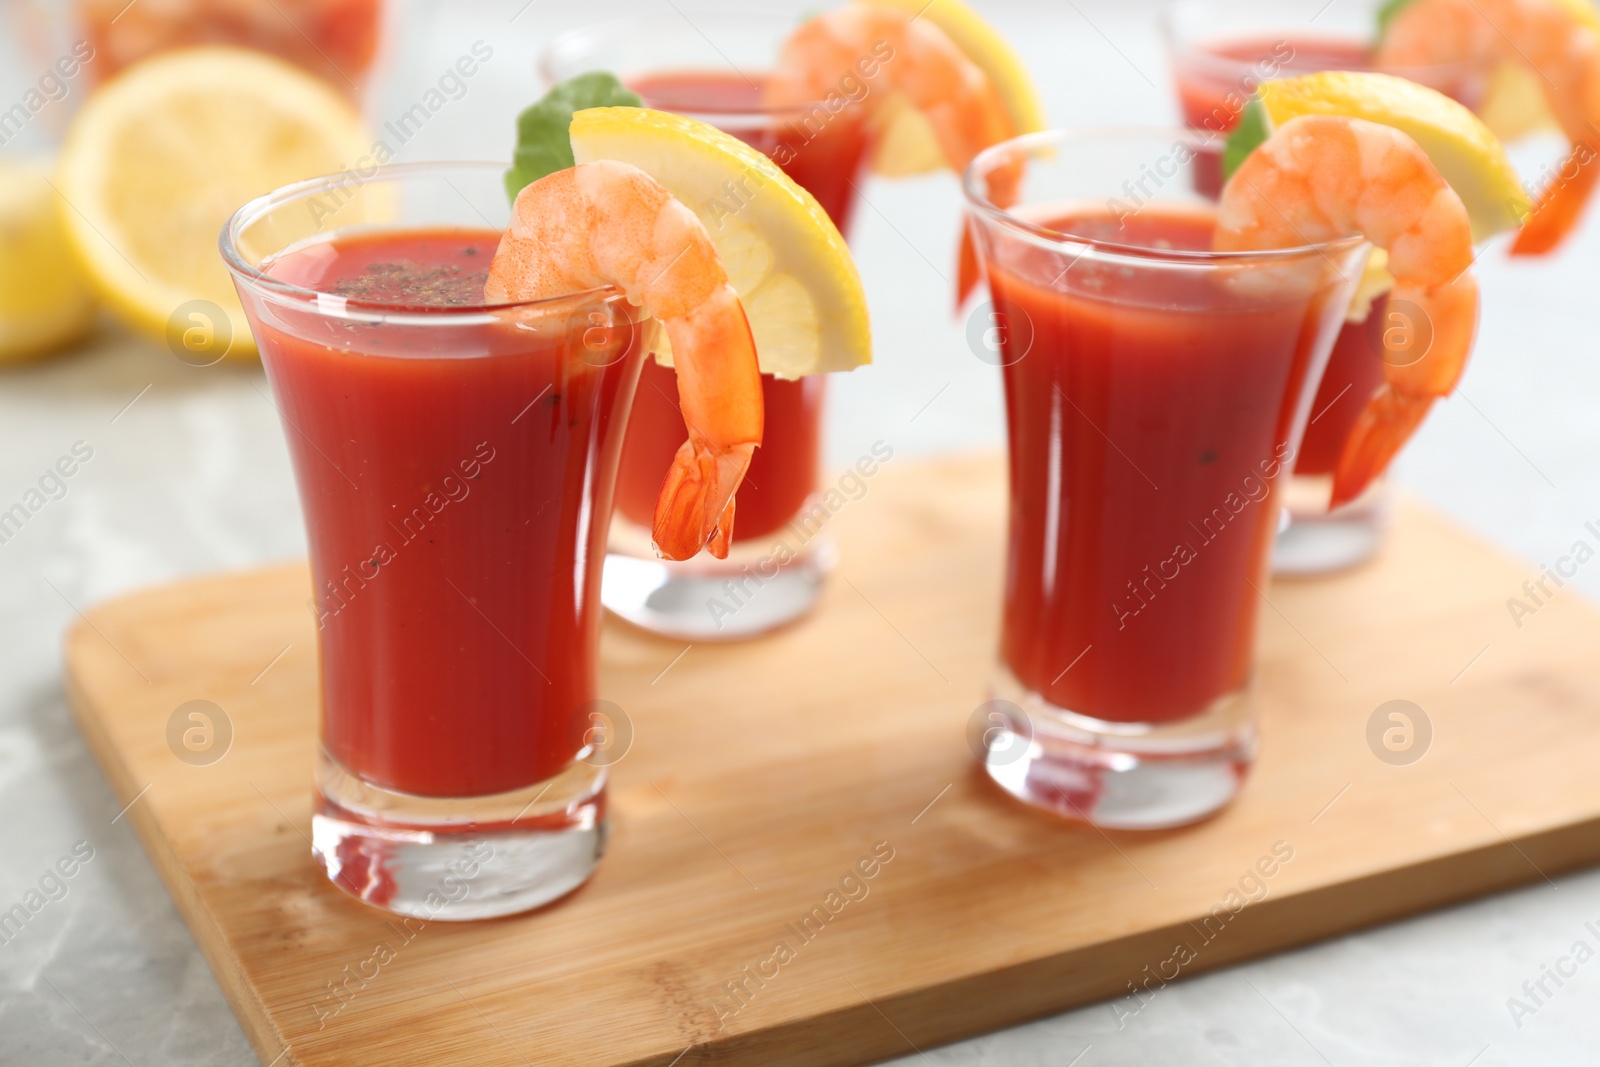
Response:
[[958, 163, 1022, 312], [1329, 388, 1436, 509], [1511, 152, 1600, 256], [984, 156, 1024, 209], [1332, 273, 1476, 506], [956, 222, 982, 312], [652, 440, 756, 561], [650, 290, 762, 561], [708, 496, 735, 560]]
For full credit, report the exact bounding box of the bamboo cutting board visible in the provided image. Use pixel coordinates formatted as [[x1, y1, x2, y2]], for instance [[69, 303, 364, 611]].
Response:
[[65, 454, 1600, 1067]]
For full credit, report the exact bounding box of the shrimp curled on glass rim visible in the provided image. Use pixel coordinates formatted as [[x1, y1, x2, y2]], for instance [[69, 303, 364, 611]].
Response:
[[485, 160, 763, 561], [1376, 0, 1600, 254], [763, 1, 1023, 304], [765, 3, 1017, 191], [1215, 114, 1479, 508]]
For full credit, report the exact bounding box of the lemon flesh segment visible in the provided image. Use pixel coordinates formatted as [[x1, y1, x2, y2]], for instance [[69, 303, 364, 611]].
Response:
[[570, 106, 871, 380], [1259, 71, 1530, 242], [864, 0, 1046, 134], [0, 162, 95, 361], [862, 0, 1045, 177], [1477, 59, 1560, 141], [1529, 0, 1600, 35], [1345, 248, 1394, 324], [868, 96, 948, 178], [56, 46, 370, 360]]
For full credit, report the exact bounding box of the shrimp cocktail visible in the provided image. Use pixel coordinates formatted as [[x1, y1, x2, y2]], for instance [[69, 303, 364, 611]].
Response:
[[1164, 0, 1600, 574], [221, 79, 868, 919], [966, 72, 1526, 828], [543, 0, 1041, 639]]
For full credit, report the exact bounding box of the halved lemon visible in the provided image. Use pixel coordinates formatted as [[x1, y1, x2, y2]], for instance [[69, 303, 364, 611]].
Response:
[[1256, 71, 1530, 241], [861, 0, 1046, 176], [56, 46, 370, 361], [0, 161, 95, 362], [571, 106, 871, 379]]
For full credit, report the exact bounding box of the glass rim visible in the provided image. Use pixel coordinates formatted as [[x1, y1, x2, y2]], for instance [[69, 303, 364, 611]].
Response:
[[538, 13, 830, 123], [962, 127, 1369, 266], [1157, 0, 1491, 82], [219, 161, 626, 324]]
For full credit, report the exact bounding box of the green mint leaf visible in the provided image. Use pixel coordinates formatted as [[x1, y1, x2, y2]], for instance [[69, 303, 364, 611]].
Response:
[[1222, 96, 1271, 182], [1376, 0, 1420, 35], [504, 72, 643, 203]]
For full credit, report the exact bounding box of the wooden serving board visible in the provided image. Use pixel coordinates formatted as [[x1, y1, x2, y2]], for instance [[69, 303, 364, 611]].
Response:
[[65, 454, 1600, 1067]]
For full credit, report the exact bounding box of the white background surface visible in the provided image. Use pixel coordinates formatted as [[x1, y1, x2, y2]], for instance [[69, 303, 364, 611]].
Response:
[[2, 0, 1600, 1063]]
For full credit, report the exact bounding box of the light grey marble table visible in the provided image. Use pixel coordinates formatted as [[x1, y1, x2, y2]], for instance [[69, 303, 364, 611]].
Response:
[[3, 1, 1599, 1064]]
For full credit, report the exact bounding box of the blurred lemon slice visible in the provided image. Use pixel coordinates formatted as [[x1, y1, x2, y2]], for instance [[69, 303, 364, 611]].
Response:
[[56, 46, 370, 361], [0, 161, 95, 362], [571, 106, 871, 379]]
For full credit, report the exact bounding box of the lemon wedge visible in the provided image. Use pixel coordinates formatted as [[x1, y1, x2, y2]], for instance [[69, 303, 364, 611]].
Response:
[[0, 161, 95, 361], [861, 0, 1045, 176], [867, 96, 950, 178], [1256, 71, 1530, 241], [1476, 59, 1561, 141], [56, 46, 370, 361], [570, 106, 871, 379]]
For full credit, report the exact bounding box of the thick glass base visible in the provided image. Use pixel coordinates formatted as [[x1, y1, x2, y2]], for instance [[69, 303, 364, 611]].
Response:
[[311, 749, 606, 920], [602, 518, 835, 641], [1273, 473, 1388, 577], [981, 667, 1257, 829]]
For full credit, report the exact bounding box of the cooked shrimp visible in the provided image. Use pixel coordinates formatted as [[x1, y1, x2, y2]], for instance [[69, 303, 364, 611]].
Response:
[[1216, 114, 1479, 506], [1376, 0, 1600, 253], [767, 4, 1017, 189], [485, 160, 763, 561], [765, 2, 1021, 303]]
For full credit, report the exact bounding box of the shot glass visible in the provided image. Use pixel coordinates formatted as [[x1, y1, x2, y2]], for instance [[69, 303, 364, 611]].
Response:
[[1161, 0, 1492, 575], [543, 14, 876, 640], [222, 163, 652, 918], [965, 129, 1368, 827]]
